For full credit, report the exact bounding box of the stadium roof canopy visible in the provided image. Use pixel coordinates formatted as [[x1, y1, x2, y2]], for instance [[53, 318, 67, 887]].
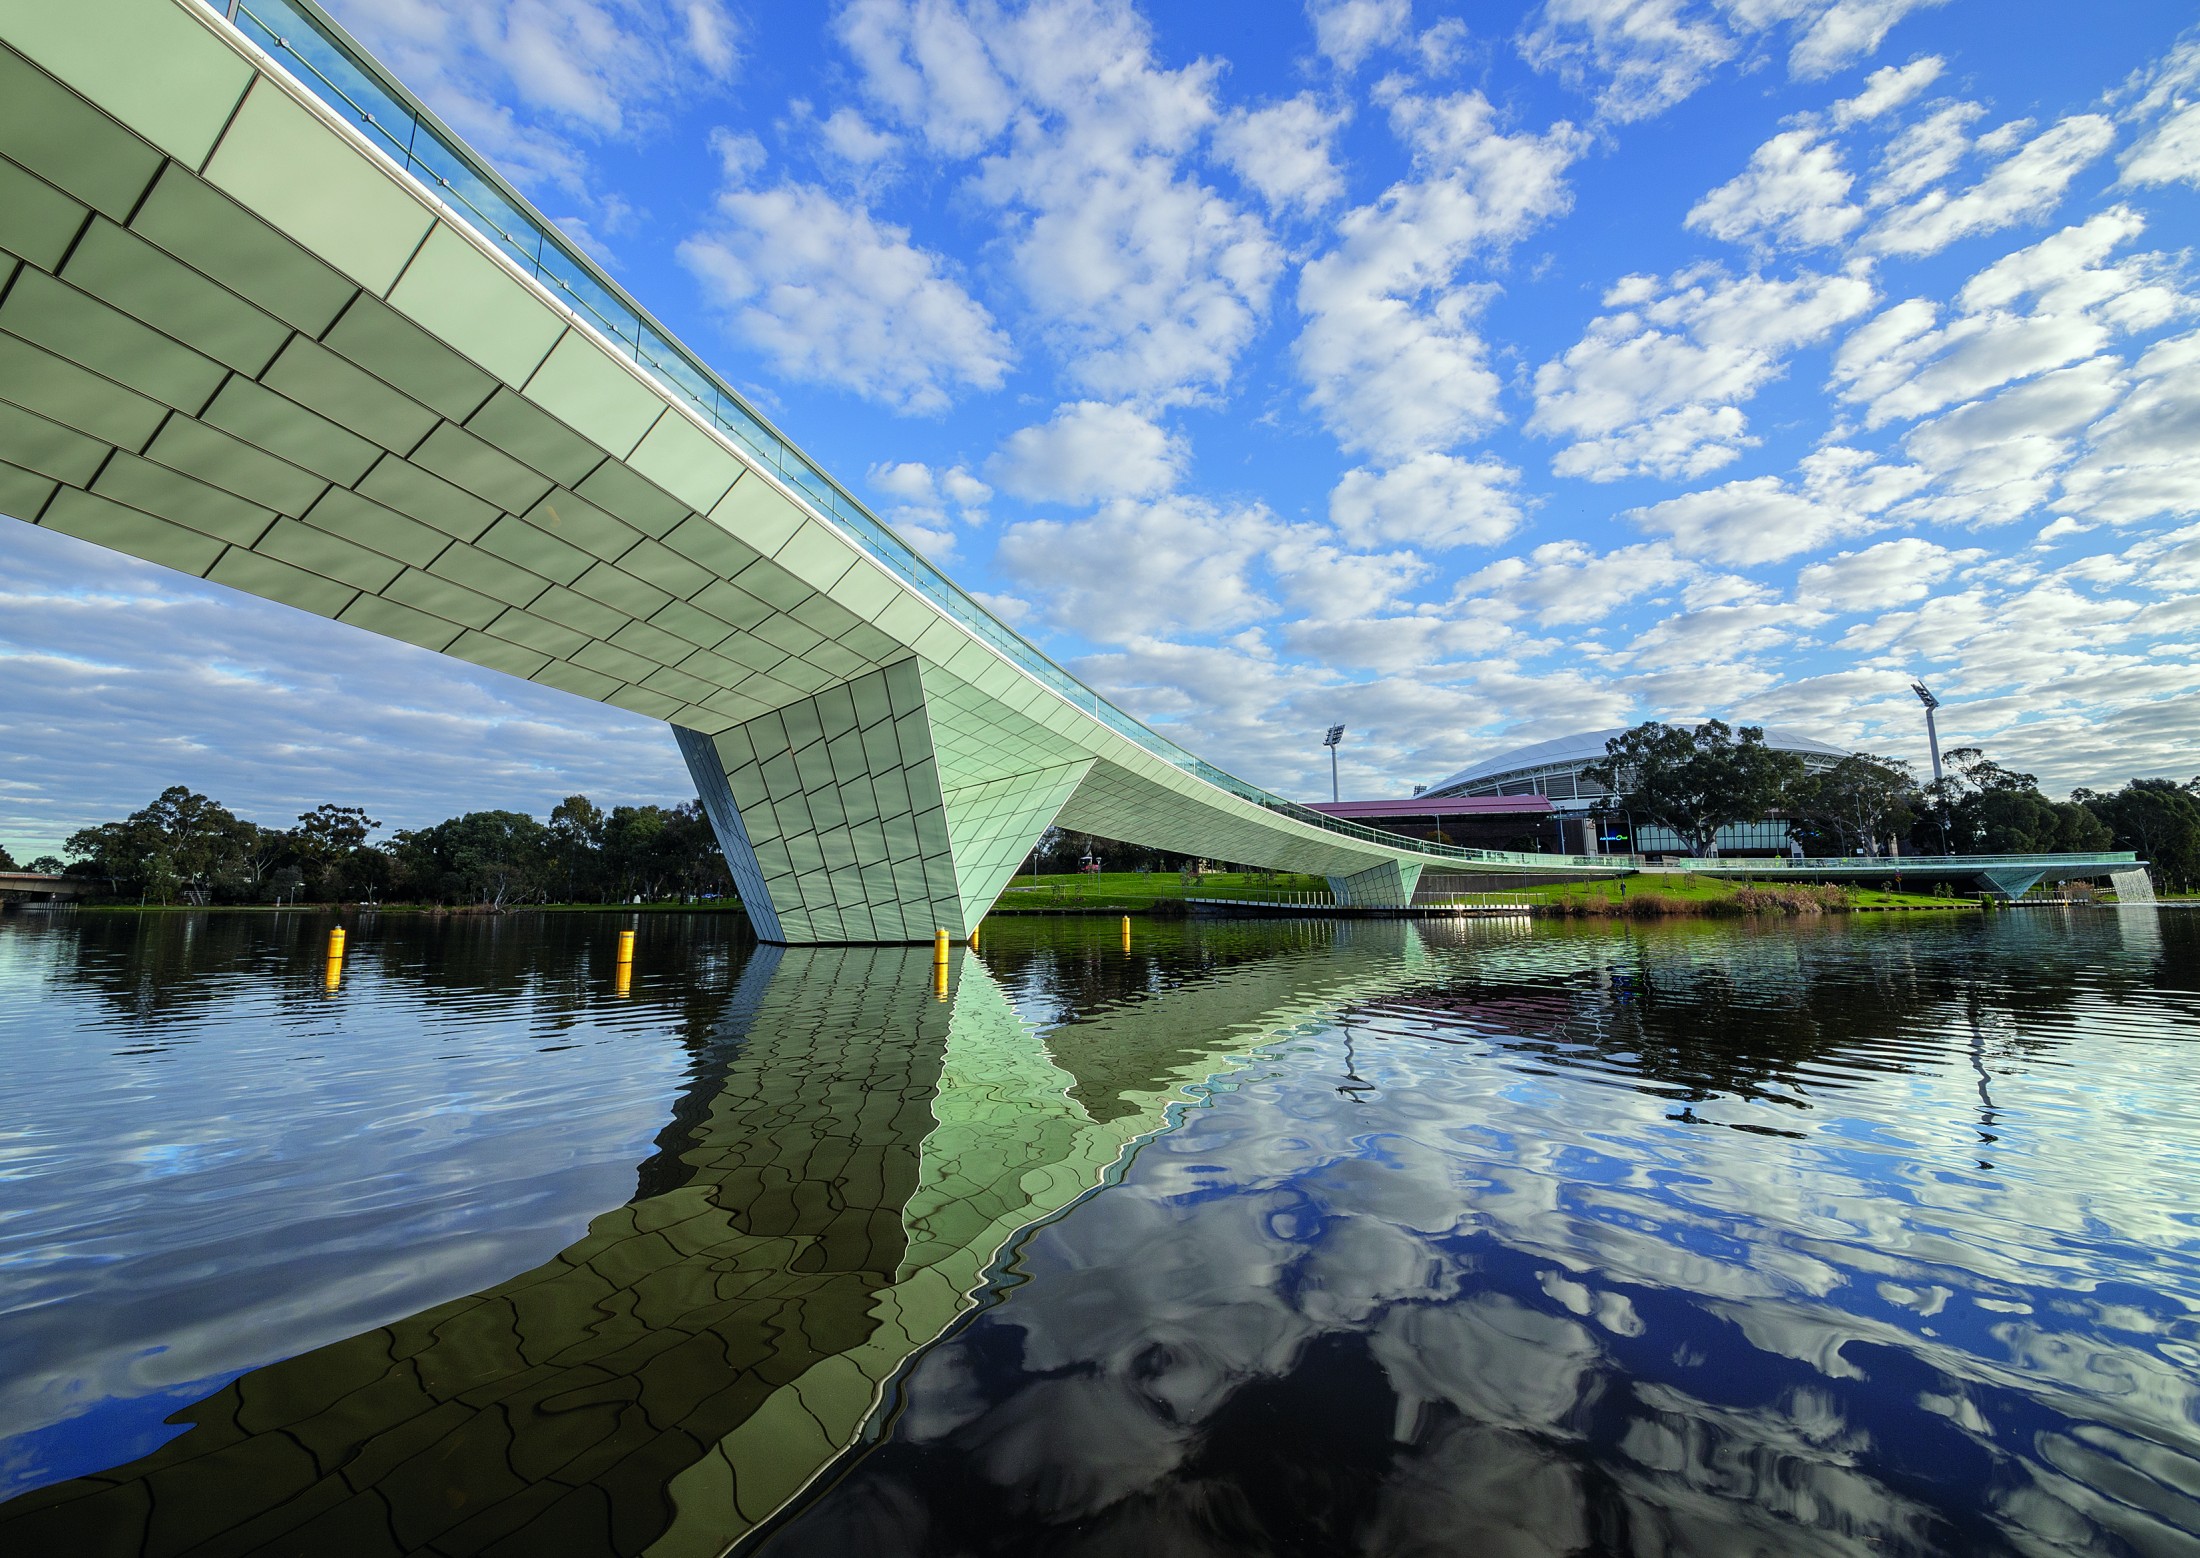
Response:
[[1426, 724, 1850, 798]]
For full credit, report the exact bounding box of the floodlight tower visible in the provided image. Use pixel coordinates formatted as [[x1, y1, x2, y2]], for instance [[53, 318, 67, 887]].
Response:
[[1912, 681, 1950, 855], [1323, 724, 1346, 804], [1911, 681, 1943, 785]]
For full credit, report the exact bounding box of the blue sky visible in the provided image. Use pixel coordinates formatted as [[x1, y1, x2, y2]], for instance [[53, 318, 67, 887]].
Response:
[[5, 0, 2199, 855]]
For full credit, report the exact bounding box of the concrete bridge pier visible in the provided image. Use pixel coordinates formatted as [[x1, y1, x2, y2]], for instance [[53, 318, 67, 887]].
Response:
[[1326, 860, 1424, 909], [677, 658, 1092, 943]]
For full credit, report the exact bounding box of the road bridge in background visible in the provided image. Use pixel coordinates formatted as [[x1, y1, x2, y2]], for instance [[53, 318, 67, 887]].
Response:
[[0, 872, 90, 901], [1637, 853, 2143, 900], [0, 1, 2136, 938]]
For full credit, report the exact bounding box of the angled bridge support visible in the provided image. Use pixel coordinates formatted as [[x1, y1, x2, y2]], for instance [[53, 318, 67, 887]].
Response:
[[678, 659, 1091, 943]]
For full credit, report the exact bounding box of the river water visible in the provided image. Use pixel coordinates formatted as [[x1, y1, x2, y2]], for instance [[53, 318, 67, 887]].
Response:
[[0, 907, 2194, 1556]]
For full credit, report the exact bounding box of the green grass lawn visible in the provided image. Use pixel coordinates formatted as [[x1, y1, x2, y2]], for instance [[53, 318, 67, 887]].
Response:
[[991, 870, 1333, 911], [987, 869, 1967, 914]]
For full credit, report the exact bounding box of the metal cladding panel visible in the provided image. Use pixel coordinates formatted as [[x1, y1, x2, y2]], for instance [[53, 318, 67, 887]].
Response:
[[0, 156, 88, 272], [324, 294, 496, 423], [203, 79, 432, 295], [92, 452, 272, 544], [62, 218, 290, 376], [0, 332, 165, 450], [201, 376, 381, 485], [0, 459, 55, 517], [386, 222, 563, 389], [261, 336, 439, 452], [464, 389, 603, 488], [3, 0, 251, 167], [0, 44, 162, 219], [522, 330, 665, 459], [128, 165, 356, 336], [2, 268, 227, 412], [1326, 860, 1424, 909], [941, 762, 1093, 921]]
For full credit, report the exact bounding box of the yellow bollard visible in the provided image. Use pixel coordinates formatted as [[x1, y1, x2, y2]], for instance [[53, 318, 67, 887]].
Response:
[[1121, 914, 1131, 953], [323, 925, 345, 991], [934, 928, 950, 965], [327, 926, 347, 956], [969, 923, 981, 950], [617, 928, 636, 963]]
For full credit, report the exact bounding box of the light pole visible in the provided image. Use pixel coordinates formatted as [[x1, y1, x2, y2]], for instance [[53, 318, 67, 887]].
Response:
[[1322, 724, 1345, 804], [1912, 681, 1950, 855]]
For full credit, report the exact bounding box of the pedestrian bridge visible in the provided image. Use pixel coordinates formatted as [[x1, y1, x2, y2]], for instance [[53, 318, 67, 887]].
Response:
[[0, 1, 2133, 940]]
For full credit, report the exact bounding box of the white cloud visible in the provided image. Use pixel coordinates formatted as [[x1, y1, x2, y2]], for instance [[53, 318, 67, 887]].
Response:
[[1831, 54, 1943, 125], [1797, 537, 1982, 610], [995, 496, 1288, 641], [0, 525, 689, 855], [1625, 478, 1865, 566], [1623, 600, 1827, 673], [988, 402, 1186, 504], [818, 106, 899, 166], [1296, 88, 1588, 460], [2061, 327, 2200, 527], [1687, 129, 1862, 251], [1454, 540, 1695, 626], [1623, 444, 1921, 565], [1517, 0, 1737, 124], [1306, 0, 1411, 71], [324, 0, 737, 197], [1898, 358, 2127, 526], [1214, 94, 1350, 214], [1766, 0, 1948, 81], [834, 0, 1015, 157], [1532, 265, 1876, 481], [1268, 535, 1429, 618], [841, 0, 1280, 404], [1831, 207, 2185, 428], [1867, 113, 2118, 256], [1517, 0, 1943, 123], [1328, 454, 1526, 551], [679, 182, 1010, 414], [2119, 34, 2200, 189], [1863, 100, 1984, 205], [865, 460, 992, 560]]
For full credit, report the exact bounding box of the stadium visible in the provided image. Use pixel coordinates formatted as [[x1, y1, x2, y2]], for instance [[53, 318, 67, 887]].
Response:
[[1309, 724, 1852, 857]]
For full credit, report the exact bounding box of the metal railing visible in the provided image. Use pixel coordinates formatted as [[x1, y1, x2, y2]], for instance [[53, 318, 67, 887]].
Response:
[[204, 0, 1592, 871]]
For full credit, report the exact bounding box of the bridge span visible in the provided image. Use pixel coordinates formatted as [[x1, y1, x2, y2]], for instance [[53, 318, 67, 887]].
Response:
[[0, 0, 2132, 939]]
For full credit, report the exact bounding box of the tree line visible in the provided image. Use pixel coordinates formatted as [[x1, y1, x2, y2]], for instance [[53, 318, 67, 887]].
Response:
[[1584, 720, 2200, 888], [2, 788, 731, 907]]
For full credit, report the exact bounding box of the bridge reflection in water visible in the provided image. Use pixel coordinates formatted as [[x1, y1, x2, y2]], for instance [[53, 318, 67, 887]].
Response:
[[2, 921, 1463, 1556]]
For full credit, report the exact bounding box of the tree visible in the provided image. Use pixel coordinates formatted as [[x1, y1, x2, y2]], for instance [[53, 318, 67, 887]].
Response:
[[1788, 753, 1918, 856], [2080, 779, 2200, 890], [27, 855, 63, 875], [1929, 749, 2111, 855], [1581, 721, 1806, 856], [0, 842, 16, 871], [548, 795, 607, 901], [65, 786, 247, 903], [389, 811, 550, 906], [290, 803, 380, 900]]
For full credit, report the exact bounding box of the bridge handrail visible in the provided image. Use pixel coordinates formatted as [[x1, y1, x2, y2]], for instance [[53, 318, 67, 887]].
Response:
[[208, 0, 1567, 869]]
